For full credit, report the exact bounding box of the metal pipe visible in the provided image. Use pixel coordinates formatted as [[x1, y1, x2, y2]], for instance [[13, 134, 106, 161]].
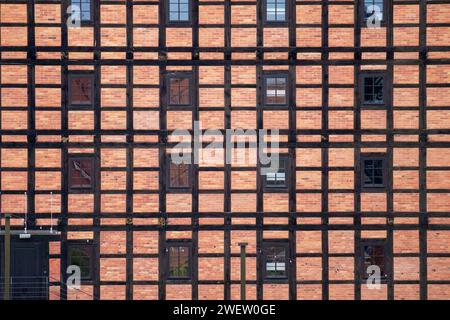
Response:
[[238, 242, 248, 300], [4, 214, 11, 300]]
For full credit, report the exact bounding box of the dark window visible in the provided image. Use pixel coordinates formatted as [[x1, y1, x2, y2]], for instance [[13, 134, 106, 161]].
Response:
[[263, 242, 288, 279], [263, 156, 288, 189], [68, 73, 94, 108], [361, 154, 386, 188], [265, 0, 287, 22], [168, 0, 190, 22], [69, 156, 94, 190], [263, 74, 288, 106], [168, 75, 192, 106], [168, 161, 191, 189], [361, 240, 387, 280], [68, 243, 94, 280], [363, 74, 384, 105], [71, 0, 93, 23], [168, 243, 192, 279], [363, 0, 384, 23]]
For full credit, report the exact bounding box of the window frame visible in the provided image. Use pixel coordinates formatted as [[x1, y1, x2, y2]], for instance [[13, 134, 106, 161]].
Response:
[[166, 0, 192, 25], [70, 0, 94, 26], [166, 72, 193, 108], [166, 240, 193, 281], [67, 71, 95, 109], [67, 240, 95, 282], [359, 238, 388, 282], [262, 154, 290, 191], [262, 71, 289, 108], [360, 0, 388, 28], [262, 240, 289, 281], [359, 71, 387, 107], [68, 154, 96, 192], [263, 0, 289, 25], [166, 156, 193, 191], [360, 153, 388, 191]]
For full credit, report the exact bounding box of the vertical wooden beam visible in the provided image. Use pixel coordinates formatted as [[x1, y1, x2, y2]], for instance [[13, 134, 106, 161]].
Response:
[[158, 0, 168, 300], [93, 0, 101, 300], [321, 0, 330, 301], [27, 0, 36, 229], [125, 0, 134, 301], [60, 0, 70, 300], [288, 0, 297, 301], [353, 0, 362, 301], [418, 0, 428, 301], [192, 0, 200, 300], [223, 0, 232, 301], [386, 0, 395, 300], [256, 0, 264, 301]]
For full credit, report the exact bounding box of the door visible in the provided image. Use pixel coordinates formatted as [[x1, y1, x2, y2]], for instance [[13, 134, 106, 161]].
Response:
[[10, 241, 48, 300]]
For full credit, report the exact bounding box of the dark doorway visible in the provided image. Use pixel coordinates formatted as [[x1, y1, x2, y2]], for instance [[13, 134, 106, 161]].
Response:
[[0, 240, 49, 300]]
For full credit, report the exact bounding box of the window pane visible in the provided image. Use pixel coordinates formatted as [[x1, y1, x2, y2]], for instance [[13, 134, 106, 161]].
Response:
[[265, 76, 287, 105], [365, 0, 383, 20], [70, 76, 93, 106], [363, 244, 385, 278], [180, 4, 189, 12], [179, 12, 189, 21], [363, 158, 384, 187], [266, 0, 286, 21], [374, 176, 383, 184], [69, 158, 93, 189], [265, 158, 287, 187], [169, 246, 190, 278], [69, 247, 92, 279], [265, 246, 287, 277], [81, 11, 90, 21], [169, 77, 190, 105], [169, 162, 190, 188], [276, 11, 285, 21], [364, 76, 384, 104], [73, 0, 91, 22], [169, 0, 190, 21]]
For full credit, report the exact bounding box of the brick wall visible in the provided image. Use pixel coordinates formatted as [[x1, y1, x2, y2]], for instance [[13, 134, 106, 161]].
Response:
[[0, 0, 449, 301]]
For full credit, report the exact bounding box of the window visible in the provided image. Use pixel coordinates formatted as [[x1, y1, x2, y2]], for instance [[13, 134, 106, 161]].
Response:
[[361, 240, 387, 280], [363, 0, 385, 24], [68, 72, 94, 108], [263, 242, 288, 279], [263, 73, 288, 107], [363, 74, 384, 104], [264, 0, 287, 22], [168, 74, 192, 106], [361, 154, 386, 189], [167, 242, 192, 280], [360, 71, 386, 106], [167, 0, 191, 23], [68, 155, 95, 190], [263, 156, 288, 190], [71, 0, 93, 23], [168, 160, 191, 190], [68, 243, 94, 280]]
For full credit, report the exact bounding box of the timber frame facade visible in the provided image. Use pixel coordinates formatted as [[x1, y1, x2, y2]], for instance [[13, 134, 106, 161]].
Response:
[[0, 0, 450, 300]]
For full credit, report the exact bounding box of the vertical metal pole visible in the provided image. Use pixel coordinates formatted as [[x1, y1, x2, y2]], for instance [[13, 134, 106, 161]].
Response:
[[4, 214, 11, 300], [239, 242, 247, 300]]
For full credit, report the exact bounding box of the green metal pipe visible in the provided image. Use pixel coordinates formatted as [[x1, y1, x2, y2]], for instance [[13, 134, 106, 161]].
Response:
[[239, 242, 248, 300], [4, 214, 11, 300]]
